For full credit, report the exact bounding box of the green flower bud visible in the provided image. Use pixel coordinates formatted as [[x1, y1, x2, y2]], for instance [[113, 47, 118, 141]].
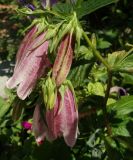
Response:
[[42, 77, 57, 110]]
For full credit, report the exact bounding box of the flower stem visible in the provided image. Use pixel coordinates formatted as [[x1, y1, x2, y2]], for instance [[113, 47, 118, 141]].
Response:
[[103, 71, 112, 135], [82, 29, 112, 135], [82, 30, 111, 71]]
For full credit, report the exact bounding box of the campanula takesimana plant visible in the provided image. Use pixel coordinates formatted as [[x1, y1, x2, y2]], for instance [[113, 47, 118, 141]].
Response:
[[6, 0, 80, 147]]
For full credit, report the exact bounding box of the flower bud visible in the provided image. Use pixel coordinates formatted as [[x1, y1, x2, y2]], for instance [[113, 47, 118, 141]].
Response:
[[52, 34, 73, 86], [42, 77, 57, 110]]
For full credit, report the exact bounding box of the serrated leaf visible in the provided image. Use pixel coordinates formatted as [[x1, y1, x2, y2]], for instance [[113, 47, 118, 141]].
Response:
[[87, 82, 105, 96], [52, 2, 73, 16], [108, 96, 133, 137], [121, 73, 133, 85], [76, 45, 93, 60], [107, 51, 133, 73], [76, 0, 117, 19], [108, 96, 133, 116]]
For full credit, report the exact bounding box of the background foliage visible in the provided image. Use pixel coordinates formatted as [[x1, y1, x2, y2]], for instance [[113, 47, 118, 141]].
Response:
[[0, 0, 133, 160]]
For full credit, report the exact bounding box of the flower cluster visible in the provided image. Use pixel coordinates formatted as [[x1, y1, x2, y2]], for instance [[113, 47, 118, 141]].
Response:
[[6, 0, 79, 147]]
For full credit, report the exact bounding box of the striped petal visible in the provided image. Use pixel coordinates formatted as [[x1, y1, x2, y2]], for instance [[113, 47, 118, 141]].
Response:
[[15, 26, 37, 70], [46, 93, 62, 141], [32, 104, 48, 145], [45, 88, 78, 147], [61, 88, 78, 147], [6, 31, 50, 100]]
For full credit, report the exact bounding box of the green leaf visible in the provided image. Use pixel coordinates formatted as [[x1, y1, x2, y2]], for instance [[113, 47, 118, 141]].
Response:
[[108, 96, 133, 137], [52, 2, 73, 16], [121, 73, 133, 85], [76, 45, 93, 60], [68, 60, 94, 88], [76, 0, 118, 19], [97, 39, 112, 49], [104, 136, 123, 160], [87, 82, 105, 96], [107, 51, 133, 73], [0, 92, 15, 120]]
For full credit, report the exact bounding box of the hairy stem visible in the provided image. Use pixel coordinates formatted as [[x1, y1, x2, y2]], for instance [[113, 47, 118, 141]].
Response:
[[82, 30, 112, 135], [82, 30, 111, 71]]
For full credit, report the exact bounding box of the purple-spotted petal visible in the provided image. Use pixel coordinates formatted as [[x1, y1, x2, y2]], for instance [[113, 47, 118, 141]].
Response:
[[46, 88, 78, 147], [6, 30, 50, 100], [46, 94, 62, 141], [15, 26, 37, 70], [61, 88, 78, 147], [16, 41, 49, 100]]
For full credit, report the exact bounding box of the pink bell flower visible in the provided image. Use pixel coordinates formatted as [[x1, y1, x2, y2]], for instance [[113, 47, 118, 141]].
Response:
[[46, 88, 79, 147], [6, 27, 50, 100]]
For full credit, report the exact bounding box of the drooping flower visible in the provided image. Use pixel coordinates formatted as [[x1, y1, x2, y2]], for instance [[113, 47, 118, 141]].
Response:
[[46, 87, 79, 147], [52, 34, 73, 86], [110, 86, 127, 96], [6, 26, 50, 100], [32, 104, 48, 145]]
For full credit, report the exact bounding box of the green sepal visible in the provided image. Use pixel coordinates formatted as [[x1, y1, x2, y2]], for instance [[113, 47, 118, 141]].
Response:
[[42, 76, 57, 110], [44, 22, 63, 41], [60, 80, 78, 109], [22, 18, 47, 37], [75, 25, 82, 51], [91, 33, 97, 49], [66, 80, 78, 108], [50, 20, 73, 53], [58, 84, 68, 112], [16, 8, 44, 15]]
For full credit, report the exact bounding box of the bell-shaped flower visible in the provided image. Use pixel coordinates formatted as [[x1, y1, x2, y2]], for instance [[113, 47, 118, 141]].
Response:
[[6, 26, 50, 100], [32, 104, 48, 145], [46, 86, 79, 147], [52, 34, 73, 86]]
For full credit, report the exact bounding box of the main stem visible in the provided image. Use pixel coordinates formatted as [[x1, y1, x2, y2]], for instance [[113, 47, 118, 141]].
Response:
[[82, 30, 111, 71], [103, 71, 112, 135], [82, 30, 112, 135]]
